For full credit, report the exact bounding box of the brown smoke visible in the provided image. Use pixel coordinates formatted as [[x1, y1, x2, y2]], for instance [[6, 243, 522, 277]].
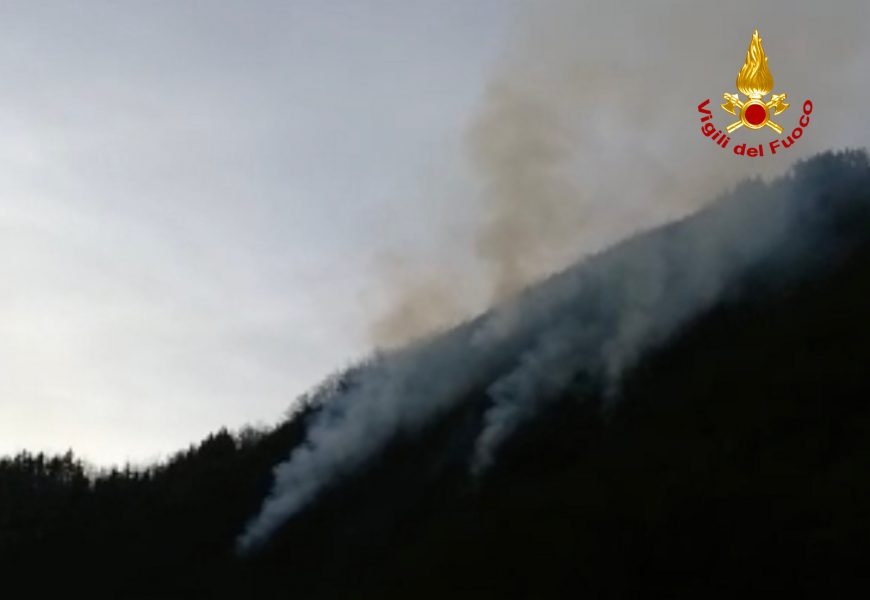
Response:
[[468, 81, 582, 299], [368, 0, 870, 348], [367, 255, 469, 348]]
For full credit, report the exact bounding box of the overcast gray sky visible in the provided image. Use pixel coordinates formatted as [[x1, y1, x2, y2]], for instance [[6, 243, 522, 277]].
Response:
[[0, 1, 867, 465], [0, 1, 520, 463]]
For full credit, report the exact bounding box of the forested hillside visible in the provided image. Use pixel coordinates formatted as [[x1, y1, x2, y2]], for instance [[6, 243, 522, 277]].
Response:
[[3, 150, 870, 598]]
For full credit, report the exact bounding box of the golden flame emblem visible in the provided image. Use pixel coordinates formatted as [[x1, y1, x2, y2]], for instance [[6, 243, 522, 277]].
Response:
[[721, 30, 789, 134], [737, 29, 774, 99]]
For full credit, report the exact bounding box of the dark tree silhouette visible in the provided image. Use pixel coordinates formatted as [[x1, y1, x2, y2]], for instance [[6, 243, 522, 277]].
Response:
[[2, 150, 870, 598]]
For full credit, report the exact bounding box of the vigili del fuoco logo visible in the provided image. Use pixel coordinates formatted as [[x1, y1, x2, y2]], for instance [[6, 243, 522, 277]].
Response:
[[697, 29, 813, 158]]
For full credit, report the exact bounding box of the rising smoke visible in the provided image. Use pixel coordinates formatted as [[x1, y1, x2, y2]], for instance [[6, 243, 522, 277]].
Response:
[[369, 0, 870, 346], [239, 0, 870, 552], [238, 148, 870, 552]]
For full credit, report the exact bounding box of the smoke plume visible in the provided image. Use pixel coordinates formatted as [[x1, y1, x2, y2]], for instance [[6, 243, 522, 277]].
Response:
[[367, 255, 469, 348], [239, 149, 870, 551], [241, 0, 870, 552], [369, 0, 870, 346]]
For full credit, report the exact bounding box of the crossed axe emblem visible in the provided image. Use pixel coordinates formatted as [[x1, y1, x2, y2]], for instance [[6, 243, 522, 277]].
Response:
[[721, 92, 790, 134]]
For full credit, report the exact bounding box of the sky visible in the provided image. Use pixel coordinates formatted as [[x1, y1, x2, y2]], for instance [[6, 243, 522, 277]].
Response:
[[0, 1, 520, 464], [0, 0, 867, 465]]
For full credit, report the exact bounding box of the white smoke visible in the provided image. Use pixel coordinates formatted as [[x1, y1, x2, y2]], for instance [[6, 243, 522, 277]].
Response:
[[470, 184, 790, 472], [237, 150, 868, 551], [236, 322, 515, 552], [237, 0, 870, 552]]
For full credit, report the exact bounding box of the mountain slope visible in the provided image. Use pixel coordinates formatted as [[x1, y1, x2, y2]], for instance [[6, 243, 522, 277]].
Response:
[[243, 149, 870, 598], [2, 150, 870, 598]]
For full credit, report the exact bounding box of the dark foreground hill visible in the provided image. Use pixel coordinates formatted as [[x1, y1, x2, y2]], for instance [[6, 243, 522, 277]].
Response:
[[2, 150, 870, 598]]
